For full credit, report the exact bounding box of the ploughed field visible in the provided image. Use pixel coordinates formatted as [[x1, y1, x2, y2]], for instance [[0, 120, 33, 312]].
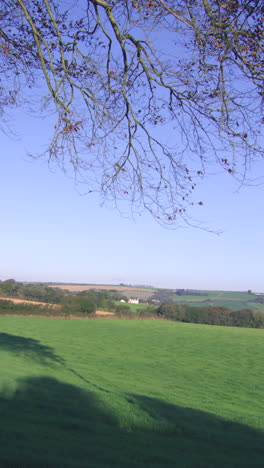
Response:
[[0, 316, 263, 467]]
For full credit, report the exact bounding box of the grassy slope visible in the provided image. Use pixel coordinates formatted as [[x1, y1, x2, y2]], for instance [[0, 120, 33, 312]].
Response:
[[0, 317, 263, 467]]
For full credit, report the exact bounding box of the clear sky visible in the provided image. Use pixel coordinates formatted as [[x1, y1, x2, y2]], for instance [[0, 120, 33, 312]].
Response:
[[1, 104, 263, 293], [1, 2, 264, 296]]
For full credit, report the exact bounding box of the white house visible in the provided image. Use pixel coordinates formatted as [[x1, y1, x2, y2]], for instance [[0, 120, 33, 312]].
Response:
[[128, 298, 139, 304]]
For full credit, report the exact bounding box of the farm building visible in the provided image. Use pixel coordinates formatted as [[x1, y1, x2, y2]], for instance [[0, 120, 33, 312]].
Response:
[[128, 298, 139, 304]]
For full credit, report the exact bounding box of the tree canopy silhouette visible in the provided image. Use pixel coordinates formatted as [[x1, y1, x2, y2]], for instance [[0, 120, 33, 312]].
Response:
[[1, 0, 263, 225]]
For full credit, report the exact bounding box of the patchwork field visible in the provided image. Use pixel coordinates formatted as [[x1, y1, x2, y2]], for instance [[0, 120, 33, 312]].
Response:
[[47, 284, 264, 311], [172, 290, 264, 311], [0, 316, 263, 467], [49, 284, 156, 300]]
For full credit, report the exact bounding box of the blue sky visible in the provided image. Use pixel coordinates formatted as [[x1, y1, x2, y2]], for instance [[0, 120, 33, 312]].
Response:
[[1, 106, 263, 292]]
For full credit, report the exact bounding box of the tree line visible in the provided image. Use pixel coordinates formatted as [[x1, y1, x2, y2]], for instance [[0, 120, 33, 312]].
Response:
[[0, 280, 132, 315], [175, 289, 208, 297], [1, 280, 263, 328], [0, 279, 65, 303], [156, 303, 264, 328]]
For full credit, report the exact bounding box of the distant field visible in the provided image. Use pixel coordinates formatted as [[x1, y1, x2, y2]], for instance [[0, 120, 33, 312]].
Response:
[[0, 316, 263, 467], [172, 290, 263, 311], [205, 301, 264, 311], [173, 295, 207, 303], [0, 296, 60, 309], [115, 302, 150, 311], [49, 284, 157, 299]]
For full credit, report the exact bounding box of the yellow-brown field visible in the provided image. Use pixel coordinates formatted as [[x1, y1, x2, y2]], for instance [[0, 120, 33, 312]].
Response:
[[49, 284, 156, 299]]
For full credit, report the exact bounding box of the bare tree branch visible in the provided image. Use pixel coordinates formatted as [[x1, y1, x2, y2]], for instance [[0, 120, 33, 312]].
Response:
[[0, 0, 263, 226]]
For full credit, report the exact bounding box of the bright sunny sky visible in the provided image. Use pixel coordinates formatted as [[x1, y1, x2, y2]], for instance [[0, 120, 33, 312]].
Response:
[[1, 103, 263, 293], [1, 6, 263, 294]]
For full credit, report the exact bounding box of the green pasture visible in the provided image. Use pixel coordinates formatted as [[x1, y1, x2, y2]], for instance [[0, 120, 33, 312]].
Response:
[[171, 290, 262, 312], [172, 299, 264, 312], [205, 300, 264, 311], [0, 316, 263, 467], [115, 301, 151, 312], [172, 295, 208, 303], [200, 291, 258, 299]]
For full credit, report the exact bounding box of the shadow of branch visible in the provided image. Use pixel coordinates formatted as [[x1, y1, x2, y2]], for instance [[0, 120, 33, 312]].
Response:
[[0, 375, 263, 468], [0, 332, 65, 366]]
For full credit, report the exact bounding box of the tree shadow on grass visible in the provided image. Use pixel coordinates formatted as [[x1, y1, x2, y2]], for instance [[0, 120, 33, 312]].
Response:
[[0, 376, 263, 468], [0, 332, 64, 366], [0, 331, 114, 395]]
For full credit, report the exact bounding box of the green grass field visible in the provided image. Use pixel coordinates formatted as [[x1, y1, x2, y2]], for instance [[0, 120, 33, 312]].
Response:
[[0, 316, 263, 467], [115, 301, 151, 313], [171, 290, 264, 312]]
